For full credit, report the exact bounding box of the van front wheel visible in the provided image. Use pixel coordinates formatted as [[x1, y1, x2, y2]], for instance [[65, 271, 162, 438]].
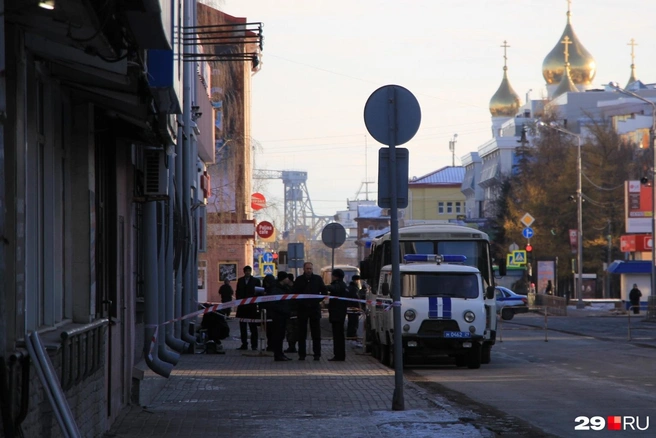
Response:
[[481, 343, 492, 364], [467, 343, 482, 369]]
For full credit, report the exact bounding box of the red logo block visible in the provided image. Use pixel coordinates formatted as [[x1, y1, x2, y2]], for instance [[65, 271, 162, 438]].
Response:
[[607, 416, 622, 431]]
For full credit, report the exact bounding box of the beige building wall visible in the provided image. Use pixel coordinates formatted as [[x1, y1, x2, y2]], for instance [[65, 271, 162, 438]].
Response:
[[409, 186, 466, 221]]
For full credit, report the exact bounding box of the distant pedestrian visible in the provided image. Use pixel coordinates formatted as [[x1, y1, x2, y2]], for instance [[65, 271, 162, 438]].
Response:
[[346, 275, 362, 339], [292, 262, 327, 360], [326, 269, 349, 361], [285, 273, 298, 353], [235, 266, 261, 351], [218, 279, 234, 318], [629, 284, 642, 314], [545, 280, 553, 296]]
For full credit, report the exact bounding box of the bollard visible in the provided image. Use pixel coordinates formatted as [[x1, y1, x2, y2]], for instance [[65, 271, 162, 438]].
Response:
[[544, 306, 548, 342], [498, 314, 503, 342], [628, 305, 632, 341], [260, 309, 267, 352]]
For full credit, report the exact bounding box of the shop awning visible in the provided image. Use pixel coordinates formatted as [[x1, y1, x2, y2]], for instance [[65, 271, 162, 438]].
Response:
[[607, 260, 651, 274]]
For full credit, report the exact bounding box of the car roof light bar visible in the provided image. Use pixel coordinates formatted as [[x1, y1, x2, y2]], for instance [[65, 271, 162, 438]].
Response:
[[403, 254, 467, 264]]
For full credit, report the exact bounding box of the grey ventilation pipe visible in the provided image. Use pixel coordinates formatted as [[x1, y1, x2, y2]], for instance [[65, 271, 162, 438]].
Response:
[[166, 169, 188, 353], [144, 202, 173, 378], [157, 202, 181, 365]]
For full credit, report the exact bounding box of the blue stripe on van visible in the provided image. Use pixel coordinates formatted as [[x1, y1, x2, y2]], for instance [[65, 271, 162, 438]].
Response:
[[428, 297, 438, 318], [442, 297, 452, 319]]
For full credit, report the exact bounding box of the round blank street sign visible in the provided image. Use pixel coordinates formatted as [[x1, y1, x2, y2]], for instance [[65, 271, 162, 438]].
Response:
[[322, 223, 346, 249], [364, 84, 421, 146]]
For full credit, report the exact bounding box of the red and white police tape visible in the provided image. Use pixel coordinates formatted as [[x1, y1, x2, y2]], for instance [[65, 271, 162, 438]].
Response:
[[147, 293, 395, 360]]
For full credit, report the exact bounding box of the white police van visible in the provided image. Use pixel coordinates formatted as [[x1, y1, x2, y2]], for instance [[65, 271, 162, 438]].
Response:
[[367, 254, 497, 369]]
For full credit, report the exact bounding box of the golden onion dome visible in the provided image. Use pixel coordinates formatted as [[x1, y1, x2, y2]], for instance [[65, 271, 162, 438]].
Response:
[[552, 64, 579, 98], [490, 41, 521, 117], [542, 8, 596, 86]]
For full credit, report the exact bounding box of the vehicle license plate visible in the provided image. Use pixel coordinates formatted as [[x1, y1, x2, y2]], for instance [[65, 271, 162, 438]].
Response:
[[443, 331, 471, 338]]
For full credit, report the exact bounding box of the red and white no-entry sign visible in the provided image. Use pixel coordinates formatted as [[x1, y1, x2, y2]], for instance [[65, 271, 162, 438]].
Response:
[[256, 221, 274, 239], [251, 193, 267, 211]]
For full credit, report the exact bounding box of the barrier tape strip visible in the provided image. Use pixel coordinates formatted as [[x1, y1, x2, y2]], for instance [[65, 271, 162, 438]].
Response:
[[146, 293, 392, 358]]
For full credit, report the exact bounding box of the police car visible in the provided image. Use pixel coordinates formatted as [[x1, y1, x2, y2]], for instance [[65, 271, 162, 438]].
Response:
[[495, 286, 528, 320], [366, 254, 497, 369]]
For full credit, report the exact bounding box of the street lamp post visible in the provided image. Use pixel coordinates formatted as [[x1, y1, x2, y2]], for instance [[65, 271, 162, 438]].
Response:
[[609, 82, 656, 298], [538, 122, 585, 309]]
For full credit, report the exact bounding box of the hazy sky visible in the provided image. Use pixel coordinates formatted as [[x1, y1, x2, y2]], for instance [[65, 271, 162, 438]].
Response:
[[220, 0, 656, 220]]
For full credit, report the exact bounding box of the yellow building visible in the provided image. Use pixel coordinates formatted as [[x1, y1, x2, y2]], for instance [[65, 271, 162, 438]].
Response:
[[408, 166, 466, 221]]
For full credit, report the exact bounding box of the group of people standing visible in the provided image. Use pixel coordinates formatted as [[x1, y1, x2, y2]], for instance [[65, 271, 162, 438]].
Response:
[[218, 262, 364, 362]]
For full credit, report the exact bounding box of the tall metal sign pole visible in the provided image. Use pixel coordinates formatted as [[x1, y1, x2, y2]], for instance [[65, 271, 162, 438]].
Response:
[[364, 85, 420, 411]]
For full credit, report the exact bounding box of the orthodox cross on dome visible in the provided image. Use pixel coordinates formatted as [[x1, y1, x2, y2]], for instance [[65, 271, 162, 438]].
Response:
[[567, 0, 572, 13], [561, 35, 572, 64], [628, 38, 638, 64], [500, 40, 510, 70]]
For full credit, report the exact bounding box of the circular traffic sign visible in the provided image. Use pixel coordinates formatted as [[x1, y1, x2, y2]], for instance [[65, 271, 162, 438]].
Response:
[[251, 192, 266, 211], [364, 84, 421, 146], [321, 223, 346, 249], [256, 221, 274, 239], [522, 227, 534, 239], [262, 252, 273, 263]]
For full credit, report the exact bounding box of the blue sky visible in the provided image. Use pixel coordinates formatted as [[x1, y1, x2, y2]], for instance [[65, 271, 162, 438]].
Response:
[[219, 0, 656, 220]]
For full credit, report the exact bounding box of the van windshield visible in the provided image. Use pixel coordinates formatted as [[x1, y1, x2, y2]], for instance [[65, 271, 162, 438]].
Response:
[[401, 273, 479, 299]]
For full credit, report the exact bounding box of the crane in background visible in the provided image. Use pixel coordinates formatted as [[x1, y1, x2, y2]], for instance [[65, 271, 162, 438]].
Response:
[[254, 169, 333, 240]]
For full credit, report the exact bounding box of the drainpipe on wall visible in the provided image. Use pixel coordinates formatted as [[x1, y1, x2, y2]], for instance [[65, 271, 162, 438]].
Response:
[[144, 202, 173, 377], [166, 162, 188, 352], [174, 123, 184, 341], [179, 0, 197, 347], [157, 202, 181, 364]]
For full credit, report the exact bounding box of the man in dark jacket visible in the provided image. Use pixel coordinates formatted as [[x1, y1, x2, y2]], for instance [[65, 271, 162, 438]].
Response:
[[326, 269, 349, 361], [218, 279, 234, 318], [629, 284, 642, 314], [292, 262, 327, 360], [235, 266, 262, 350], [346, 275, 362, 339], [263, 272, 293, 361]]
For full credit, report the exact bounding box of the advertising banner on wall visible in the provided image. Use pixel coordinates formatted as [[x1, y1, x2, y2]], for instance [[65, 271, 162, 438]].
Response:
[[626, 180, 653, 233], [537, 260, 556, 295]]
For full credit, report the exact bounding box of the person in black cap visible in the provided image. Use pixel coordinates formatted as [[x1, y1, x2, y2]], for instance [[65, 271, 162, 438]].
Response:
[[326, 268, 349, 361], [292, 262, 327, 360], [235, 265, 261, 350]]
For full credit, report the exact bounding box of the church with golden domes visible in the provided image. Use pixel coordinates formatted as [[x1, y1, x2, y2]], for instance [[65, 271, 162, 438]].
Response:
[[460, 1, 656, 221]]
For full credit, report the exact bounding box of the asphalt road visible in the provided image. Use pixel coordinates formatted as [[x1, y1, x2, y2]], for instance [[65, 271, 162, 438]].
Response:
[[406, 313, 656, 437]]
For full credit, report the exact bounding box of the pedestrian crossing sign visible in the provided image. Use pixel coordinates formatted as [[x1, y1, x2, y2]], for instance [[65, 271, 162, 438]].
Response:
[[512, 250, 527, 265], [262, 263, 276, 276]]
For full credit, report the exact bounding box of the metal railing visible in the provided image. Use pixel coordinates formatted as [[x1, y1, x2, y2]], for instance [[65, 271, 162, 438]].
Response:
[[60, 319, 108, 391], [647, 296, 656, 321], [529, 293, 568, 316]]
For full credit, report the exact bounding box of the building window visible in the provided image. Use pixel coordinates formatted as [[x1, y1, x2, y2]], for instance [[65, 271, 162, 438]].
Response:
[[438, 202, 444, 214], [25, 74, 70, 331], [455, 202, 462, 214], [447, 202, 453, 214]]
